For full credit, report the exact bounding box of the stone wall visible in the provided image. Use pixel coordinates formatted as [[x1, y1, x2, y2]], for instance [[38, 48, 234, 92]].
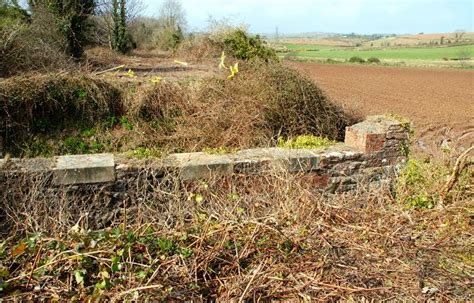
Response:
[[0, 115, 410, 194]]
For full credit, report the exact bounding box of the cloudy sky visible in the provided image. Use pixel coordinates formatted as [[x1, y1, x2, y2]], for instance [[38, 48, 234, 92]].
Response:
[[142, 0, 473, 34]]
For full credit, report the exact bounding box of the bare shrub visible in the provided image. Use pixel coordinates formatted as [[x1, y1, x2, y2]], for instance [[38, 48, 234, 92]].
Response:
[[173, 61, 360, 151], [0, 166, 472, 301], [131, 81, 190, 121], [0, 5, 75, 76], [175, 35, 223, 62], [0, 73, 123, 155]]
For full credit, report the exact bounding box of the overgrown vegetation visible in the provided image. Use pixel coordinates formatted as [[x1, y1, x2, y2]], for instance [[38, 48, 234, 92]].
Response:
[[1, 2, 472, 301], [28, 0, 96, 59], [168, 61, 357, 151], [0, 59, 358, 157], [111, 0, 130, 54], [396, 157, 473, 209], [0, 73, 122, 155], [278, 135, 336, 149], [0, 166, 472, 300], [223, 29, 277, 61]]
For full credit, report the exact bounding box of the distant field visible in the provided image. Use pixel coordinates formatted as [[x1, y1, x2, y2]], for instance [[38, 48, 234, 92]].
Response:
[[365, 32, 474, 47], [283, 44, 474, 61], [284, 44, 336, 51]]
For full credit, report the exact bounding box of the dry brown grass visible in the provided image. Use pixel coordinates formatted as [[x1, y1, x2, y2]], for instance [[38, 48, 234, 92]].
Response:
[[84, 47, 129, 70], [0, 163, 472, 301]]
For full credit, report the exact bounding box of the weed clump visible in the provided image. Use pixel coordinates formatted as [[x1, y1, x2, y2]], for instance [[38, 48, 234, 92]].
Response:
[[223, 29, 277, 61], [278, 135, 336, 149], [132, 82, 189, 125], [396, 157, 472, 209], [367, 57, 381, 64], [349, 56, 366, 63], [261, 62, 359, 140]]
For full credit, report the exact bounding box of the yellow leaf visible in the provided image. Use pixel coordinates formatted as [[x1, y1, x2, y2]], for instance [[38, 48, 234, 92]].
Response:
[[124, 69, 136, 78], [174, 60, 189, 67], [233, 62, 239, 73], [219, 52, 227, 69], [12, 242, 26, 257], [150, 76, 163, 84], [195, 194, 204, 204], [227, 62, 239, 79]]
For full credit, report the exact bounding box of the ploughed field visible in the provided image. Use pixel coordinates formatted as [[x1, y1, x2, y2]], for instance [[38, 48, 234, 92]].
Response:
[[289, 62, 474, 156]]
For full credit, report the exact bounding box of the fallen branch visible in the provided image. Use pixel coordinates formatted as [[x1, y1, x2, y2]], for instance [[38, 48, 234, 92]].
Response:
[[94, 65, 125, 76], [440, 145, 474, 203]]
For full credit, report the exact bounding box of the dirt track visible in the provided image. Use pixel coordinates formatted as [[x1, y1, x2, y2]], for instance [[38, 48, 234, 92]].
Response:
[[289, 62, 474, 156]]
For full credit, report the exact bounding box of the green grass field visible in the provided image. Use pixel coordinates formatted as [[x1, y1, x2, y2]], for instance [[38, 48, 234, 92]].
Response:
[[284, 44, 336, 51], [283, 44, 474, 61]]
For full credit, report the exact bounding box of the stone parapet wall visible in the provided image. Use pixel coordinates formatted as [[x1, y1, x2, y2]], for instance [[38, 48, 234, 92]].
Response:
[[0, 115, 410, 193]]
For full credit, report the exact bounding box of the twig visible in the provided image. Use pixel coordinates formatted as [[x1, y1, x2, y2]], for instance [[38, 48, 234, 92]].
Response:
[[26, 244, 43, 288], [440, 146, 473, 204], [111, 284, 164, 302], [94, 65, 125, 75], [239, 262, 263, 302], [316, 281, 389, 293]]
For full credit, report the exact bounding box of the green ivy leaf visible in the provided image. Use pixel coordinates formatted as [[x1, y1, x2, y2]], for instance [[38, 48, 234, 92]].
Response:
[[74, 269, 85, 286], [95, 279, 107, 290]]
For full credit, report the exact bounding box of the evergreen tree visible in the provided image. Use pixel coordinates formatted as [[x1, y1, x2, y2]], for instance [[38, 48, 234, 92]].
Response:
[[111, 0, 129, 53]]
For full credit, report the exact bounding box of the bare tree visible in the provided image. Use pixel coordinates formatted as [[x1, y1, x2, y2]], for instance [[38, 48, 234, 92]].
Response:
[[454, 29, 465, 43], [147, 0, 186, 50], [95, 0, 144, 22], [158, 0, 186, 31], [93, 0, 144, 48]]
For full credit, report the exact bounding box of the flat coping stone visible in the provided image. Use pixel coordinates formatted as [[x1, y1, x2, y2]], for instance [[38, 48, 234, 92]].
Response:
[[0, 158, 55, 172], [54, 154, 115, 185], [162, 152, 233, 180], [232, 148, 324, 173]]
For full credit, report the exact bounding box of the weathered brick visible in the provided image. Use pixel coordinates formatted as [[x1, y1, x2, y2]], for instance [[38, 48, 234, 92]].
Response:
[[345, 115, 409, 157], [302, 173, 330, 188]]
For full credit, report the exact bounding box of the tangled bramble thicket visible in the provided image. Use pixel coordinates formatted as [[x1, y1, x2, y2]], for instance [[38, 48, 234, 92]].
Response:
[[0, 163, 472, 301], [0, 61, 358, 157]]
